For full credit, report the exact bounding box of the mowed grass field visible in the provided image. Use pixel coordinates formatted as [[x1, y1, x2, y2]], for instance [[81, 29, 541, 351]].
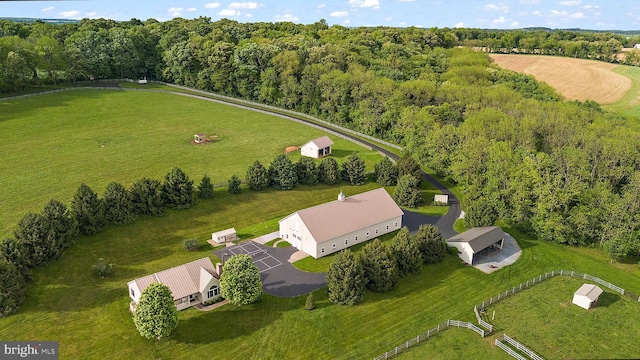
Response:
[[0, 89, 380, 239]]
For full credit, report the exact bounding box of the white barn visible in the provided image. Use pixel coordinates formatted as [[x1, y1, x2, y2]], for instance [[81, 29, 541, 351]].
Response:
[[127, 257, 222, 312], [446, 226, 506, 265], [279, 188, 403, 258], [301, 136, 333, 158], [573, 284, 603, 310]]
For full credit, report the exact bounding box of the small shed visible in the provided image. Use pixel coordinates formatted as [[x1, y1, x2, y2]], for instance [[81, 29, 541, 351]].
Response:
[[194, 133, 207, 143], [573, 284, 603, 310], [138, 77, 147, 84], [211, 228, 238, 244], [301, 136, 334, 158], [434, 194, 449, 205], [634, 44, 640, 49]]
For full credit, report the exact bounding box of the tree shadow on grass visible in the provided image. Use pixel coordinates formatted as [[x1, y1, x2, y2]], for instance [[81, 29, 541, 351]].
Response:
[[596, 292, 620, 308]]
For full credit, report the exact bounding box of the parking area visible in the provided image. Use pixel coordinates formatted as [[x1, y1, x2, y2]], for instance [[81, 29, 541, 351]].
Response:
[[220, 241, 282, 273]]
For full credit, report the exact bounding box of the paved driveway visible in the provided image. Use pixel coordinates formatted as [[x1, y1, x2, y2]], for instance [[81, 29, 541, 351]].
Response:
[[214, 241, 326, 298]]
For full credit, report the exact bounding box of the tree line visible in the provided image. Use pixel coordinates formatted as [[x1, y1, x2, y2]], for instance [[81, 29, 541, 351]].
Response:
[[2, 19, 639, 259]]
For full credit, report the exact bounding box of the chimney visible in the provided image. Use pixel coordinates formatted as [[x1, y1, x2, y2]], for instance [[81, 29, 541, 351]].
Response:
[[338, 189, 346, 202], [215, 262, 223, 276]]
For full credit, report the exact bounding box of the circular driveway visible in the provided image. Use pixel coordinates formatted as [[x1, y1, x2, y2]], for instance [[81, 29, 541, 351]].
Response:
[[215, 242, 326, 298]]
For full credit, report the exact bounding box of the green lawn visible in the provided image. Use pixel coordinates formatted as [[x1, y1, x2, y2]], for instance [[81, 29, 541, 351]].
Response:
[[0, 89, 381, 239], [606, 65, 640, 121]]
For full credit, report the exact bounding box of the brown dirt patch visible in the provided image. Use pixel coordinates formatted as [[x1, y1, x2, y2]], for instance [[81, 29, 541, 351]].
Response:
[[489, 54, 631, 104], [285, 146, 299, 154]]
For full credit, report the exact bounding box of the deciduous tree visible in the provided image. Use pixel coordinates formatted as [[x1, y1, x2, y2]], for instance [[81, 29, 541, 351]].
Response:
[[132, 283, 178, 340], [220, 254, 262, 306]]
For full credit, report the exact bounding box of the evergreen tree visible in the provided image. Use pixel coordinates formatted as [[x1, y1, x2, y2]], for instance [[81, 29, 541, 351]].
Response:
[[132, 283, 178, 340], [397, 152, 422, 183], [393, 174, 422, 208], [360, 239, 398, 293], [228, 174, 241, 194], [71, 183, 106, 236], [198, 175, 214, 199], [390, 227, 421, 276], [220, 254, 262, 306], [341, 153, 367, 185], [269, 154, 298, 190], [162, 167, 195, 209], [0, 238, 29, 277], [130, 178, 165, 217], [296, 157, 319, 185], [103, 182, 135, 225], [13, 213, 50, 268], [326, 249, 366, 305], [374, 157, 398, 186], [42, 199, 79, 258], [305, 292, 315, 310], [414, 224, 447, 264], [0, 259, 27, 317], [318, 157, 341, 185], [245, 160, 269, 191]]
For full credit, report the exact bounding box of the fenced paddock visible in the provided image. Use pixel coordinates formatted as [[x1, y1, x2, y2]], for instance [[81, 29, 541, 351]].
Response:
[[372, 320, 484, 360], [495, 334, 544, 360]]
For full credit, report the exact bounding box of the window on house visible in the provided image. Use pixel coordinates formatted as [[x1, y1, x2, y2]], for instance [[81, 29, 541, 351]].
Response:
[[366, 232, 370, 237], [130, 288, 135, 298], [355, 236, 358, 241], [345, 239, 348, 245], [332, 243, 336, 249], [386, 225, 389, 230], [375, 228, 379, 234], [321, 247, 325, 253], [207, 285, 219, 298], [395, 222, 398, 227]]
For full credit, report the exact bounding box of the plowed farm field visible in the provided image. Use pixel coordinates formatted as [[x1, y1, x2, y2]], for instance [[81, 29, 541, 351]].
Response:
[[490, 54, 631, 104]]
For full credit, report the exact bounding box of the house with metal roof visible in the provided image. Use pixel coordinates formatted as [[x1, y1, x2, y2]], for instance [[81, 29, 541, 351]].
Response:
[[279, 188, 404, 258], [446, 226, 506, 265], [301, 136, 334, 158], [573, 284, 603, 310], [127, 257, 222, 311]]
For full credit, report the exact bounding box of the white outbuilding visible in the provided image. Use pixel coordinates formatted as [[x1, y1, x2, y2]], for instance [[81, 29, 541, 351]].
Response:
[[301, 136, 333, 158], [572, 284, 603, 310], [279, 188, 403, 258]]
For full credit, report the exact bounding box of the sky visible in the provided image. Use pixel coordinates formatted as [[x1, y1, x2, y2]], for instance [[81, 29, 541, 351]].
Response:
[[1, 0, 639, 30]]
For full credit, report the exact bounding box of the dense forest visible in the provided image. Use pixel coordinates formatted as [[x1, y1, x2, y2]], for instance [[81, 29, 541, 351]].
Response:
[[1, 18, 640, 259]]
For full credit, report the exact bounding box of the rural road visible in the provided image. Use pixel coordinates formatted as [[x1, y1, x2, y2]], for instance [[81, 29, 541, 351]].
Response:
[[164, 89, 462, 238]]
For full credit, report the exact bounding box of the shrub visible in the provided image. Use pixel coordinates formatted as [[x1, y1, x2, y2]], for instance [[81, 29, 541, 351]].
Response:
[[228, 174, 241, 194], [183, 238, 200, 251], [305, 292, 315, 311], [94, 258, 115, 278]]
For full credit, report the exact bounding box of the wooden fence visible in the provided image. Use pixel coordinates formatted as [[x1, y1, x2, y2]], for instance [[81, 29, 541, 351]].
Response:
[[496, 334, 543, 360], [372, 320, 484, 360]]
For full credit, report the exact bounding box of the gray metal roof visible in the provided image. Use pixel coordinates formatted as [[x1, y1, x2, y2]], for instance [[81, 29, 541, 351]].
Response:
[[305, 136, 334, 149], [575, 284, 603, 301], [446, 226, 506, 253]]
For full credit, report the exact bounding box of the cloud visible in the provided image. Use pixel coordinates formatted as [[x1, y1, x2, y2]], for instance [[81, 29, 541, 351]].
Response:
[[454, 22, 465, 28], [583, 4, 599, 9], [569, 12, 585, 18], [229, 2, 259, 9], [205, 3, 221, 9], [559, 0, 581, 5], [330, 11, 349, 17], [41, 6, 55, 13], [274, 14, 299, 22], [187, 8, 197, 12], [550, 9, 568, 16], [492, 16, 507, 24], [511, 21, 520, 26], [484, 3, 510, 13], [349, 0, 380, 8], [246, 13, 253, 18], [59, 10, 80, 18], [168, 7, 183, 17], [220, 9, 238, 16], [532, 10, 542, 15], [317, 4, 326, 9], [86, 11, 97, 17], [520, 0, 539, 4], [343, 19, 351, 24], [396, 0, 415, 2], [385, 17, 392, 21]]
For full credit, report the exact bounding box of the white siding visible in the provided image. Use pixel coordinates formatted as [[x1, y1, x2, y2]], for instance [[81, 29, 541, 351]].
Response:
[[313, 215, 403, 258], [572, 295, 592, 310], [301, 143, 319, 158], [449, 243, 474, 264], [202, 277, 221, 302], [280, 214, 315, 254], [127, 281, 142, 303]]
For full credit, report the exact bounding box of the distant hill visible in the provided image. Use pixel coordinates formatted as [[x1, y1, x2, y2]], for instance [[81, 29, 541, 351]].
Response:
[[0, 17, 80, 25]]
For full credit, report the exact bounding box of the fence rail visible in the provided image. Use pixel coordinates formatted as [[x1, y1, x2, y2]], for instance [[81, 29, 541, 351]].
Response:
[[372, 320, 483, 360], [501, 334, 544, 360], [495, 338, 528, 360]]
